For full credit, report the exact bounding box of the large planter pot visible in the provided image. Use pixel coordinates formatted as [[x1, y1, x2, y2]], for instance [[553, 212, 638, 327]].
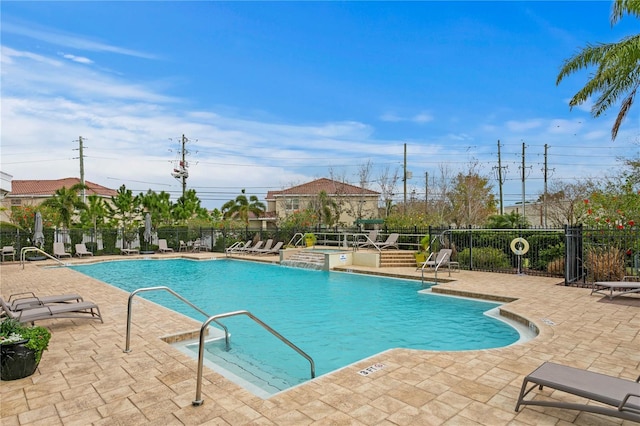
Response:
[[1, 340, 40, 381], [414, 252, 427, 266]]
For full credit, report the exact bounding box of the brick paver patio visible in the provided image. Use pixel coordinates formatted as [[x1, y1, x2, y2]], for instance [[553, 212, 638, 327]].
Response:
[[1, 253, 638, 425]]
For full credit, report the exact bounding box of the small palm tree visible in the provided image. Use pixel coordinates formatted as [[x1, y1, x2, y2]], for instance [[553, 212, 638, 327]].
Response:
[[556, 0, 640, 140], [40, 184, 87, 230], [221, 189, 266, 226]]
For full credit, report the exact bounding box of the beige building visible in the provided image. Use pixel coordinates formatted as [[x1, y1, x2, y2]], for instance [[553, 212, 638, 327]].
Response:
[[0, 177, 117, 223], [265, 178, 380, 227]]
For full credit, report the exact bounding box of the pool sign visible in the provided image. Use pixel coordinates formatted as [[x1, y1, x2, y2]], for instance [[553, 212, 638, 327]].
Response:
[[339, 254, 347, 262], [358, 363, 386, 376]]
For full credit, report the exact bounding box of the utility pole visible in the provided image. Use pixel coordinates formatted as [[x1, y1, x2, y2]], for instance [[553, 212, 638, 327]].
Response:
[[542, 144, 554, 228], [403, 143, 407, 214], [171, 134, 191, 198], [73, 136, 86, 203], [521, 141, 527, 221], [425, 171, 428, 215], [493, 140, 507, 215]]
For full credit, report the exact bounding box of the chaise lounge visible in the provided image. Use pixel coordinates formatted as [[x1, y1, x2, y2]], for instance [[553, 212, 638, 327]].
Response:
[[157, 239, 174, 253], [515, 362, 640, 422], [591, 276, 640, 300], [53, 242, 72, 258], [7, 292, 84, 310], [1, 297, 103, 324], [75, 243, 94, 257]]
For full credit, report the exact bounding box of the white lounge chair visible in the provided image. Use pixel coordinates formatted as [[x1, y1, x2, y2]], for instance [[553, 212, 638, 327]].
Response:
[[75, 243, 93, 257], [419, 249, 453, 271], [121, 247, 139, 255], [158, 239, 174, 253], [179, 240, 188, 252], [357, 230, 379, 249], [226, 240, 252, 254], [255, 241, 284, 255], [1, 245, 15, 261], [247, 239, 273, 254], [515, 362, 640, 422], [243, 240, 263, 254], [53, 242, 71, 258], [372, 233, 399, 251]]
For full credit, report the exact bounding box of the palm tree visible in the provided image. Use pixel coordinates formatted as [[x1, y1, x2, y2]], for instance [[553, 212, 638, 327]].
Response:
[[556, 0, 640, 140], [221, 189, 266, 226], [80, 194, 107, 237], [40, 184, 87, 229]]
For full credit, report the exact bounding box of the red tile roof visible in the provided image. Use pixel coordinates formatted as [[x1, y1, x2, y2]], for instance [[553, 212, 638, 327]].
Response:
[[266, 178, 379, 199], [10, 178, 118, 197]]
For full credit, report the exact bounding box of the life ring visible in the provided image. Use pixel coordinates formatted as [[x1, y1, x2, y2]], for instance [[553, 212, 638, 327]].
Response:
[[510, 237, 529, 255]]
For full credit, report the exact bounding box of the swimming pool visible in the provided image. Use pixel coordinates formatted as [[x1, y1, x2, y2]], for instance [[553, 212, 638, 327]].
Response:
[[71, 259, 526, 396]]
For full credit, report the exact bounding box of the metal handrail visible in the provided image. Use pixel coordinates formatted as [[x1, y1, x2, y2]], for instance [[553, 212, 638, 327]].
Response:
[[287, 232, 305, 247], [20, 246, 66, 269], [193, 310, 315, 406], [124, 286, 228, 353], [419, 233, 453, 285], [123, 286, 315, 407]]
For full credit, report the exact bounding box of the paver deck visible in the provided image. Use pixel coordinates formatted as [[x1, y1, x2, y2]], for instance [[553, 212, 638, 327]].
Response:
[[1, 252, 639, 425]]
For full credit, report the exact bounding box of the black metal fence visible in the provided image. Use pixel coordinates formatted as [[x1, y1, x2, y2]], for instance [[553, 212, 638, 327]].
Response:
[[1, 224, 637, 283]]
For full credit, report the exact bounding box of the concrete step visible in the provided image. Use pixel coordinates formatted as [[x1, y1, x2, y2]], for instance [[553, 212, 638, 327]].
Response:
[[379, 251, 417, 268]]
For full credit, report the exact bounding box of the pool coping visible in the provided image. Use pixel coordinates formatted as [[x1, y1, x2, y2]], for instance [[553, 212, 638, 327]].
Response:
[[1, 254, 639, 425]]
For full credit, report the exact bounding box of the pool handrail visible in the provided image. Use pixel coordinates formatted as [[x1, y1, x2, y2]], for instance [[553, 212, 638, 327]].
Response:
[[193, 309, 316, 406], [287, 232, 306, 248], [20, 246, 67, 269], [124, 286, 229, 353]]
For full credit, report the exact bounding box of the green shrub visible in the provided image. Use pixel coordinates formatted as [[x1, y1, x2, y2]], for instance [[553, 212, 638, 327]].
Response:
[[458, 247, 510, 269]]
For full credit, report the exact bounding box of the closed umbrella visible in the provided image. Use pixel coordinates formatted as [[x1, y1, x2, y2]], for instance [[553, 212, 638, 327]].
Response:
[[143, 213, 152, 249], [33, 212, 45, 248]]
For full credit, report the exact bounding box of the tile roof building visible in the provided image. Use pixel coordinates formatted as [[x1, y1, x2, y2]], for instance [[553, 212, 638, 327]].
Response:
[[265, 178, 380, 226], [1, 177, 117, 222]]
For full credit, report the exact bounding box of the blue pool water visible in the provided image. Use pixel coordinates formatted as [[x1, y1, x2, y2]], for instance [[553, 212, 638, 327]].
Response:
[[71, 259, 522, 395]]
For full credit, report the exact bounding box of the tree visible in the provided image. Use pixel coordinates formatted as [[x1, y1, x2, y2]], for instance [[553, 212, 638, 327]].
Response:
[[556, 0, 640, 140], [221, 189, 266, 226], [40, 184, 87, 229], [172, 189, 210, 223], [378, 165, 400, 218], [544, 181, 596, 226], [309, 190, 339, 227], [447, 171, 496, 227], [106, 185, 141, 248], [485, 211, 530, 229], [79, 194, 107, 236], [140, 190, 173, 226]]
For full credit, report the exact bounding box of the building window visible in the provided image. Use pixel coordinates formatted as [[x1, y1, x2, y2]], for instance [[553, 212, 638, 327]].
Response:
[[10, 199, 21, 206], [285, 198, 299, 211]]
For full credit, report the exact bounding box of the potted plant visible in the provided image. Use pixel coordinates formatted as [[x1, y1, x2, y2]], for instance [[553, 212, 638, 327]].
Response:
[[414, 235, 430, 266], [0, 319, 51, 381], [304, 233, 317, 247]]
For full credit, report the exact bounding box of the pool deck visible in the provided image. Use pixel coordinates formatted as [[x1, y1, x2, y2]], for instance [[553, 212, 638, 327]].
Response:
[[1, 252, 639, 425]]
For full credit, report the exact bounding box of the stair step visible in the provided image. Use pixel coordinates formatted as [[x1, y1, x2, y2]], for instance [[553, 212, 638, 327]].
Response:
[[379, 251, 416, 268]]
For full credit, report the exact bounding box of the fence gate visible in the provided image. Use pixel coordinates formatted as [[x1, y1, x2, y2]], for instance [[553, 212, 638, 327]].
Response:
[[564, 225, 585, 285]]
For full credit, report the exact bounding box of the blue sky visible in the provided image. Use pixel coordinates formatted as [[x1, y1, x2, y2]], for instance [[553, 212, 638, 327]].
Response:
[[2, 1, 638, 211]]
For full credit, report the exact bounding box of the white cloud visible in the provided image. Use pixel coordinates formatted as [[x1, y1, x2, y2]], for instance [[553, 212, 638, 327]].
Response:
[[2, 20, 157, 59], [60, 53, 93, 64]]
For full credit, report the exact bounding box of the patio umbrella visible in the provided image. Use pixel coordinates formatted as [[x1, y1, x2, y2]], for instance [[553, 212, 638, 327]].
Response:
[[143, 213, 152, 247], [33, 212, 45, 248]]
